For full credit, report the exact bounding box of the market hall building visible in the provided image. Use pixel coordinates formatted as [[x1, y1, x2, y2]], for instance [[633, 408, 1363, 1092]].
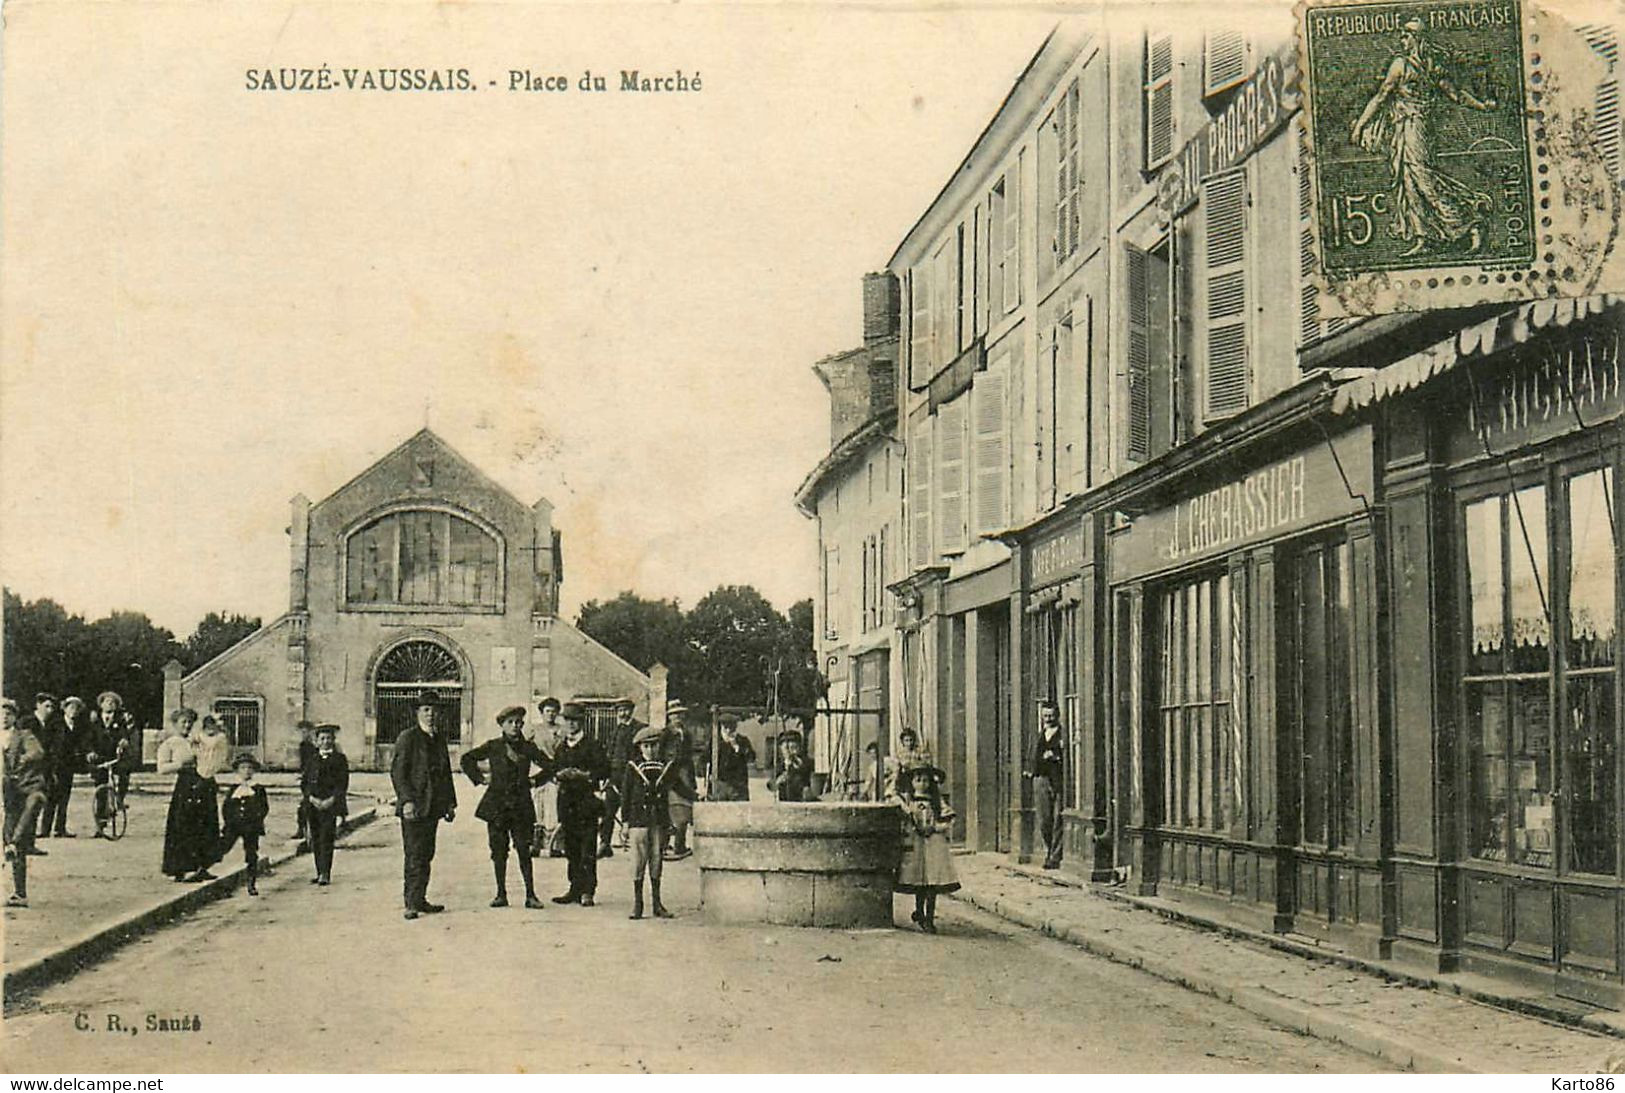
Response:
[[167, 429, 653, 770], [799, 12, 1625, 1010]]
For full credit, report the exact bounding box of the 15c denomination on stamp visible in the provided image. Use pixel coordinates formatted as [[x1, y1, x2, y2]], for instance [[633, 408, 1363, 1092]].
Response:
[[1298, 0, 1622, 314]]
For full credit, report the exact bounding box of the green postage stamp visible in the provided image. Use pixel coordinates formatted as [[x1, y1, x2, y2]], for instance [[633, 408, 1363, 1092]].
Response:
[[1298, 0, 1622, 313]]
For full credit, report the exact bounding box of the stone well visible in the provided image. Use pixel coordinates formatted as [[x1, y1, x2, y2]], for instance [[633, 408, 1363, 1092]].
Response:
[[693, 801, 903, 928]]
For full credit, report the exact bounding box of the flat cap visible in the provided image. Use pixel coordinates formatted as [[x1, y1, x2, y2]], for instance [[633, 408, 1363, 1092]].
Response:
[[633, 725, 663, 745], [496, 705, 527, 724]]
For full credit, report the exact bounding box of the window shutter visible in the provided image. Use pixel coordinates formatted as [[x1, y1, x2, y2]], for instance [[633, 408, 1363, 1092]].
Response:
[[932, 242, 955, 371], [1126, 244, 1152, 461], [937, 399, 968, 554], [974, 364, 1009, 535], [1203, 31, 1249, 97], [1053, 92, 1073, 261], [1203, 167, 1250, 419], [909, 415, 933, 568], [1066, 81, 1082, 260], [1144, 33, 1175, 170], [1579, 23, 1621, 180], [1003, 166, 1021, 310], [909, 267, 932, 387]]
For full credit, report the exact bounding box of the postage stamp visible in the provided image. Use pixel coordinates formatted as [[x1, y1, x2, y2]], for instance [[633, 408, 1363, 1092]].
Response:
[[1298, 0, 1623, 314]]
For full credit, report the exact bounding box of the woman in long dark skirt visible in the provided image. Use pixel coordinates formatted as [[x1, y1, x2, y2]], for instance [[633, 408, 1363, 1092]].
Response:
[[158, 707, 220, 882]]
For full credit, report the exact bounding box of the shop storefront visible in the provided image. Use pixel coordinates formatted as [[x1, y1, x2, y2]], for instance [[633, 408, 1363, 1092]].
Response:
[[1364, 296, 1625, 1006], [1108, 408, 1384, 952]]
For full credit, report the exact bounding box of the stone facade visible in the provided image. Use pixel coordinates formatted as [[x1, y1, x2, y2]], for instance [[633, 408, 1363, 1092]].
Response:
[[172, 429, 650, 770]]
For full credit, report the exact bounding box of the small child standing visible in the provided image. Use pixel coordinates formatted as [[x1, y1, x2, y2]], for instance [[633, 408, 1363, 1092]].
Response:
[[220, 754, 270, 896], [895, 761, 958, 933], [619, 725, 675, 920]]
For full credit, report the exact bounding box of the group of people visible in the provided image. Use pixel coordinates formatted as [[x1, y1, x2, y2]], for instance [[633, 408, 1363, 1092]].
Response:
[[391, 692, 704, 922], [2, 691, 144, 906], [157, 707, 352, 895]]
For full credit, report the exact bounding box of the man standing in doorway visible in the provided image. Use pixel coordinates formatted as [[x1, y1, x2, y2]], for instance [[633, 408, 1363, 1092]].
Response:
[[550, 702, 608, 906], [1024, 700, 1067, 870], [392, 690, 456, 920]]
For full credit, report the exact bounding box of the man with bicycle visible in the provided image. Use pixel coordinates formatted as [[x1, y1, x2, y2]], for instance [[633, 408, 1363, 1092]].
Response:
[[88, 691, 138, 839]]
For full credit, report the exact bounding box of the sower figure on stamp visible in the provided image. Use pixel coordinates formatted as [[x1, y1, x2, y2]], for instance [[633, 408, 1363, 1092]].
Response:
[[549, 702, 608, 906], [301, 724, 348, 886], [392, 690, 456, 921], [620, 724, 675, 920], [1024, 700, 1067, 870], [219, 754, 269, 896], [460, 705, 552, 909], [3, 697, 50, 905], [1349, 17, 1498, 258]]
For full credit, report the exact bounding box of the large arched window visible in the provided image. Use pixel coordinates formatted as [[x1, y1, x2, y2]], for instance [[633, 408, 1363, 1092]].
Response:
[[344, 508, 502, 609]]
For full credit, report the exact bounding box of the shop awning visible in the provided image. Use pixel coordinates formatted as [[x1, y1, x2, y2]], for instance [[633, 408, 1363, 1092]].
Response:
[[1332, 295, 1622, 415]]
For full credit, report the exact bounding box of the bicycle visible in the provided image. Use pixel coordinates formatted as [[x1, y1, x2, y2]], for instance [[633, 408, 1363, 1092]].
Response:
[[91, 756, 129, 841]]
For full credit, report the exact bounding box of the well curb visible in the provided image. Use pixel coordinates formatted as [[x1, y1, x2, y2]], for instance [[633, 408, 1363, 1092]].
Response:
[[951, 879, 1474, 1073], [3, 806, 380, 1003]]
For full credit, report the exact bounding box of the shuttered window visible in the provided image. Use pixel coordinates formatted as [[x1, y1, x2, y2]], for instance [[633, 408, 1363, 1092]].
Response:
[[973, 362, 1009, 536], [1296, 129, 1348, 352], [1126, 244, 1152, 462], [1053, 81, 1082, 262], [909, 414, 933, 568], [1003, 164, 1021, 310], [1203, 167, 1250, 420], [1144, 32, 1175, 171], [1203, 31, 1249, 98], [936, 398, 968, 555], [932, 241, 956, 373], [909, 266, 932, 388]]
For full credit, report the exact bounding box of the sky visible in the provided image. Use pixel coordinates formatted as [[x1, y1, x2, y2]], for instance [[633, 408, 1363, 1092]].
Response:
[[0, 0, 1060, 637]]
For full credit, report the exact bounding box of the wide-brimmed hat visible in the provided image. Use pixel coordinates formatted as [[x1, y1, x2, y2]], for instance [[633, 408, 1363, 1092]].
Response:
[[414, 690, 440, 708], [614, 696, 636, 711], [633, 725, 663, 746], [233, 752, 261, 771], [62, 695, 85, 710], [314, 723, 340, 738], [560, 701, 586, 722], [496, 705, 527, 724], [665, 699, 688, 717], [905, 759, 947, 781]]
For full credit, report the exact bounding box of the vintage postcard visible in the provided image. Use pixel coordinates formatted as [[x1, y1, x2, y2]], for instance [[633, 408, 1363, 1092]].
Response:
[[3, 0, 1624, 1078]]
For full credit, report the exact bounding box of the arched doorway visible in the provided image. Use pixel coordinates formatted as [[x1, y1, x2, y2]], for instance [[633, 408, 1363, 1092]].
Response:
[[373, 638, 464, 768]]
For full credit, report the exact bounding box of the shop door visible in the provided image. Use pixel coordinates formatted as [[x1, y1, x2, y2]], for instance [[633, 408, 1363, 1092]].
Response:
[[1278, 539, 1355, 929]]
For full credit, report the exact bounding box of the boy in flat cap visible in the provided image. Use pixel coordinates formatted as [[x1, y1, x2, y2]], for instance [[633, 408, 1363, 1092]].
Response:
[[619, 725, 676, 919], [460, 705, 552, 909], [301, 724, 349, 885], [219, 753, 270, 896]]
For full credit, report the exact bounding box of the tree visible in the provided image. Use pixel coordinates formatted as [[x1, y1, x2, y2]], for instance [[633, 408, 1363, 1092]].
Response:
[[576, 592, 691, 680], [183, 612, 262, 670], [682, 585, 798, 713]]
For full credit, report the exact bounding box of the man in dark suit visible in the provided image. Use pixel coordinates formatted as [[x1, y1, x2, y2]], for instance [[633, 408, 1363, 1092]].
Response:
[[602, 697, 642, 855], [461, 705, 552, 909], [660, 702, 698, 860], [301, 724, 349, 885], [19, 694, 58, 845], [295, 720, 318, 840], [550, 702, 608, 906], [1023, 699, 1067, 870], [42, 696, 89, 837], [391, 691, 456, 920], [713, 716, 756, 801]]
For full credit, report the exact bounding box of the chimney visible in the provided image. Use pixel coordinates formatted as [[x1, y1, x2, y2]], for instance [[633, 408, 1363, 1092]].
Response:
[[861, 272, 900, 346]]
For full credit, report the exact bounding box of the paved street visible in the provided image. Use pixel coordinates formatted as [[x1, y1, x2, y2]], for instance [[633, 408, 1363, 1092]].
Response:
[[3, 808, 1390, 1073]]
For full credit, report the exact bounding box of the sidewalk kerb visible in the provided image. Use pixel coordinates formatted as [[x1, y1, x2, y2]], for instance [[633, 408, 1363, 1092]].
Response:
[[4, 806, 380, 1003]]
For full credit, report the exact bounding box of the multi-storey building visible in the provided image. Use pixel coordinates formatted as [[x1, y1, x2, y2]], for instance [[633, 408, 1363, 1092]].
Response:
[[805, 6, 1624, 1008], [796, 275, 903, 795]]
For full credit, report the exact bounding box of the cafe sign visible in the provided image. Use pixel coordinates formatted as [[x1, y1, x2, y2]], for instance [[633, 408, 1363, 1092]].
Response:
[[1156, 45, 1300, 221], [1110, 425, 1373, 583]]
